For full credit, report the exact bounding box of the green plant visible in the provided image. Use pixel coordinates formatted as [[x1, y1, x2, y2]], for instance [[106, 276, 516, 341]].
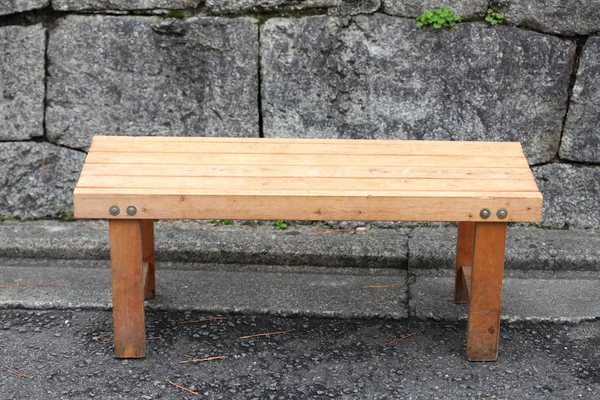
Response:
[[485, 8, 504, 25], [274, 220, 288, 230], [0, 214, 16, 222], [210, 219, 233, 226], [165, 10, 185, 19], [416, 7, 461, 29], [57, 206, 74, 220]]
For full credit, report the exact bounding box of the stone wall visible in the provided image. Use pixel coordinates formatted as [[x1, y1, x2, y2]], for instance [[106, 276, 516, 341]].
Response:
[[0, 0, 598, 227]]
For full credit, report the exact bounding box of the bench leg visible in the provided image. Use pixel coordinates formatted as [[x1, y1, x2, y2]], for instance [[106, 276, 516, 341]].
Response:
[[455, 221, 475, 304], [109, 219, 146, 358], [466, 222, 507, 362], [141, 220, 155, 300]]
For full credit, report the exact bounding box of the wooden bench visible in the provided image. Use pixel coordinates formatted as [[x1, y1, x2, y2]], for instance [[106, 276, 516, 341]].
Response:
[[73, 136, 542, 361]]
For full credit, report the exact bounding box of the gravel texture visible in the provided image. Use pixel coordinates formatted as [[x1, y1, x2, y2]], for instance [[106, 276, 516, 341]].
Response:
[[0, 309, 598, 399]]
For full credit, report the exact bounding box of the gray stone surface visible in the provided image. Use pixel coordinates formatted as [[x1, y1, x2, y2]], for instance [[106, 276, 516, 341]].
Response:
[[261, 16, 573, 164], [382, 0, 486, 19], [0, 142, 85, 220], [46, 15, 259, 151], [51, 0, 200, 11], [560, 37, 600, 163], [0, 264, 408, 319], [206, 0, 336, 14], [409, 227, 600, 271], [0, 0, 48, 15], [493, 0, 600, 36], [533, 164, 600, 228], [0, 24, 45, 140], [411, 272, 600, 323], [0, 221, 409, 269], [329, 0, 380, 16]]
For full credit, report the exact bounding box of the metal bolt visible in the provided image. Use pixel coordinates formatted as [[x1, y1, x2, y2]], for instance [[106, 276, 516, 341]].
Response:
[[497, 208, 508, 219], [480, 208, 491, 219], [126, 206, 137, 216], [109, 206, 120, 216]]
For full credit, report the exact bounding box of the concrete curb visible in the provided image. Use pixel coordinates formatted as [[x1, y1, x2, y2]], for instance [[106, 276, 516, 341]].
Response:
[[1, 261, 599, 323], [0, 221, 598, 271]]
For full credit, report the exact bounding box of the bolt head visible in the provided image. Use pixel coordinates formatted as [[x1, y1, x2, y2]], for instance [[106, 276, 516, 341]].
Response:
[[497, 208, 508, 219], [480, 208, 491, 219], [109, 206, 120, 216], [126, 206, 137, 216]]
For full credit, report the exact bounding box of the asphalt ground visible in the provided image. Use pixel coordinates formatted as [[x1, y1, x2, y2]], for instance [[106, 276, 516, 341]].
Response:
[[0, 309, 599, 400]]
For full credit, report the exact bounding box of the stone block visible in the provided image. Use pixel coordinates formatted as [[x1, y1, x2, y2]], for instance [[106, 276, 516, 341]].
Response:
[[329, 0, 380, 16], [382, 0, 486, 19], [47, 15, 259, 150], [0, 0, 48, 16], [0, 24, 45, 140], [560, 37, 600, 163], [206, 0, 337, 14], [51, 0, 200, 11], [533, 164, 600, 228], [261, 15, 574, 164], [493, 0, 600, 36], [0, 142, 85, 220]]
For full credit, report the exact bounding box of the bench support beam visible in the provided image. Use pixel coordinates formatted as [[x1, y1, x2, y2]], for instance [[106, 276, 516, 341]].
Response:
[[455, 221, 475, 304], [466, 222, 507, 362], [109, 219, 146, 358], [141, 220, 155, 300]]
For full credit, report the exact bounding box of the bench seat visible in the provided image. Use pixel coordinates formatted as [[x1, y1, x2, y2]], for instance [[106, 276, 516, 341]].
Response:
[[73, 136, 543, 361]]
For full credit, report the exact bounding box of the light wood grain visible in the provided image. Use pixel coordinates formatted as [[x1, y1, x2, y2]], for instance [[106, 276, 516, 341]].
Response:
[[467, 222, 507, 362], [461, 266, 473, 301], [455, 222, 475, 304], [84, 152, 529, 168], [80, 164, 535, 180], [76, 175, 540, 192], [141, 220, 155, 300], [109, 219, 145, 358], [74, 191, 542, 221], [91, 135, 525, 157]]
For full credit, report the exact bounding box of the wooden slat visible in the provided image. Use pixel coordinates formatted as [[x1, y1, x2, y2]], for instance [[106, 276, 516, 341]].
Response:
[[91, 136, 525, 157], [80, 164, 535, 180], [74, 187, 544, 198], [85, 152, 530, 168], [461, 265, 473, 301], [74, 191, 543, 221], [76, 175, 540, 192], [467, 222, 507, 361]]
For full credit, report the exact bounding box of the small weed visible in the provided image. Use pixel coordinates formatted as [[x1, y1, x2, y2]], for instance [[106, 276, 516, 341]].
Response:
[[416, 7, 461, 29], [56, 206, 74, 220], [534, 224, 567, 230], [365, 225, 372, 231], [0, 214, 16, 222], [210, 219, 233, 226], [274, 220, 288, 230], [165, 10, 185, 19], [485, 8, 504, 25]]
